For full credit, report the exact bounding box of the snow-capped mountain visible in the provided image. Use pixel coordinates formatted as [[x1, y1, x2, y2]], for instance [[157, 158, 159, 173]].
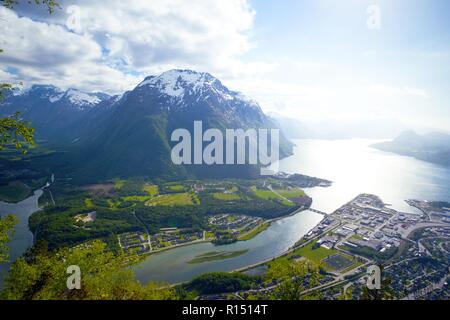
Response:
[[10, 85, 109, 110], [73, 69, 293, 182], [1, 85, 111, 140], [119, 69, 268, 132], [1, 69, 293, 182], [135, 69, 260, 110]]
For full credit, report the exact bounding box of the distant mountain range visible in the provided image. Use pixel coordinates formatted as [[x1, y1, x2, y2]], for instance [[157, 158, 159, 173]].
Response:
[[372, 130, 450, 167], [1, 69, 293, 182], [271, 114, 406, 140], [2, 85, 112, 140]]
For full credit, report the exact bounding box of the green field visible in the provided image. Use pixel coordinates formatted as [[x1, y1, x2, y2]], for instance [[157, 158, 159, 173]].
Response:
[[274, 188, 305, 199], [292, 241, 359, 271], [213, 193, 241, 201], [143, 184, 159, 196], [146, 193, 196, 206], [188, 250, 249, 264], [121, 195, 152, 202], [252, 188, 293, 206], [292, 241, 338, 265], [166, 184, 184, 192], [238, 222, 270, 241], [84, 198, 95, 208], [113, 179, 125, 189], [0, 181, 32, 203]]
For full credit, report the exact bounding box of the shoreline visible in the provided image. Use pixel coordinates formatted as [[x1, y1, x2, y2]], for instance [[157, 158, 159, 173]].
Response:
[[136, 206, 323, 287], [135, 205, 311, 260]]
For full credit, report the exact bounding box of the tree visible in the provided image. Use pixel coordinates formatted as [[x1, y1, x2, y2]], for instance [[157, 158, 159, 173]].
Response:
[[1, 0, 59, 13], [0, 0, 59, 267], [1, 240, 177, 300], [0, 112, 35, 152], [337, 286, 353, 300], [0, 214, 18, 263], [266, 259, 322, 300]]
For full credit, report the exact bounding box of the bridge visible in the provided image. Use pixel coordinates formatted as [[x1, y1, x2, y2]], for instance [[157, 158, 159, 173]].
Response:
[[308, 208, 329, 215]]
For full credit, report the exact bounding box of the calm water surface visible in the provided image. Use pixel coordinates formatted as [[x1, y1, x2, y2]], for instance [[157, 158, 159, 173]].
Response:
[[1, 139, 450, 285], [0, 189, 42, 288], [133, 139, 450, 284]]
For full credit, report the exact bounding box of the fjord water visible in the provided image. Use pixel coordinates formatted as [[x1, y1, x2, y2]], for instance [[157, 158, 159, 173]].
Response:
[[283, 139, 450, 214], [133, 139, 450, 284], [0, 189, 42, 288], [1, 139, 450, 286]]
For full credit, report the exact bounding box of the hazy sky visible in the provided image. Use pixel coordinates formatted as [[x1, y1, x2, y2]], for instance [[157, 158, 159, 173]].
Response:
[[1, 0, 449, 131]]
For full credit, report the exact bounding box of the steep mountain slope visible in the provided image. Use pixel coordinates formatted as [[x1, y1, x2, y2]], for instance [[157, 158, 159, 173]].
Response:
[[73, 69, 294, 181], [1, 85, 110, 142], [1, 70, 294, 182]]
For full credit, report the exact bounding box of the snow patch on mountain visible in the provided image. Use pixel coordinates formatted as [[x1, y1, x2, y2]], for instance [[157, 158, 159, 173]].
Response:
[[138, 69, 213, 98], [49, 93, 64, 103], [65, 89, 101, 107], [136, 69, 261, 110]]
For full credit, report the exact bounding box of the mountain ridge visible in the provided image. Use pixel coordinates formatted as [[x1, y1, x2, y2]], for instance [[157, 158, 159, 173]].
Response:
[[371, 130, 450, 167], [2, 69, 294, 183]]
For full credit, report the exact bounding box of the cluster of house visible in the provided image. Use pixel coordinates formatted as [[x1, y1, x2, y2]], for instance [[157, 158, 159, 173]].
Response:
[[118, 232, 150, 255], [150, 229, 203, 250], [192, 184, 204, 193], [208, 214, 262, 232]]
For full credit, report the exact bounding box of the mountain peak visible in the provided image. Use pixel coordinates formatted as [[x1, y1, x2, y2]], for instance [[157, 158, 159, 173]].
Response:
[[137, 69, 218, 98], [63, 88, 102, 107], [8, 84, 109, 109]]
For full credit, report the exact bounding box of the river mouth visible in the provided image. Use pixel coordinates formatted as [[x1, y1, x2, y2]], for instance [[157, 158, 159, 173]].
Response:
[[0, 189, 43, 288], [133, 209, 324, 284]]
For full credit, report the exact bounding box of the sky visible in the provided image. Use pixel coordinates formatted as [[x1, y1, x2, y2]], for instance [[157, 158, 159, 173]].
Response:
[[0, 0, 449, 132]]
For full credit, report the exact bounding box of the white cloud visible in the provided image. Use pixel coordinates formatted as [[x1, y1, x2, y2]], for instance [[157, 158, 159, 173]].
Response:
[[0, 0, 257, 94]]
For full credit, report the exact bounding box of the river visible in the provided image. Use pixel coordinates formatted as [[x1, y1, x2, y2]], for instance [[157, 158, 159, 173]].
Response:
[[0, 189, 43, 288], [1, 139, 450, 286]]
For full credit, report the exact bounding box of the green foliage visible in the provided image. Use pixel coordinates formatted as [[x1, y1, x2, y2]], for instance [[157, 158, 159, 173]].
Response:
[[28, 178, 303, 249], [0, 214, 18, 263], [146, 192, 195, 206], [135, 206, 205, 234], [1, 0, 60, 13], [337, 286, 353, 300], [0, 113, 35, 153], [0, 180, 33, 203], [340, 244, 398, 263], [29, 206, 145, 249], [237, 222, 269, 241], [0, 82, 12, 101], [0, 240, 177, 300], [186, 272, 261, 295], [267, 259, 321, 300]]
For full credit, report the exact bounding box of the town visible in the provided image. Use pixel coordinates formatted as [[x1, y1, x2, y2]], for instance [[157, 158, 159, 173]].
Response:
[[198, 193, 450, 300]]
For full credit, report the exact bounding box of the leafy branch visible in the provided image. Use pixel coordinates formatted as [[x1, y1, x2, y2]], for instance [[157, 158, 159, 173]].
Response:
[[1, 0, 60, 13], [0, 112, 35, 153], [0, 215, 18, 264]]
